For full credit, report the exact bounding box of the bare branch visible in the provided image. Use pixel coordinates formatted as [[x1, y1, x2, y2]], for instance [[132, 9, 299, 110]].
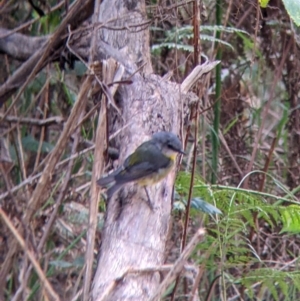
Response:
[[0, 207, 60, 301], [0, 0, 94, 107], [181, 61, 220, 94], [0, 28, 47, 60], [0, 113, 64, 125], [149, 228, 206, 301]]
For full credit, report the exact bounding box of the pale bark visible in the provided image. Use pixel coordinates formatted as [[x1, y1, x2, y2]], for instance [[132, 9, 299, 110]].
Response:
[[91, 0, 182, 300], [90, 1, 216, 300], [0, 0, 216, 299]]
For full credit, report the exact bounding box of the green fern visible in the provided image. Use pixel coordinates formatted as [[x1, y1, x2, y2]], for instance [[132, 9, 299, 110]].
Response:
[[151, 25, 250, 53], [176, 171, 300, 300], [240, 269, 300, 301], [280, 205, 300, 233]]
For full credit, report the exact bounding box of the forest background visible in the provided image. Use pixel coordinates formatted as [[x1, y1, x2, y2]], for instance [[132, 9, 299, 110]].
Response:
[[1, 0, 300, 300]]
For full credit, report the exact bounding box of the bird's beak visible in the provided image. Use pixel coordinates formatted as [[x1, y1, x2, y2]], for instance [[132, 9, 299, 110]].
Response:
[[179, 149, 186, 155]]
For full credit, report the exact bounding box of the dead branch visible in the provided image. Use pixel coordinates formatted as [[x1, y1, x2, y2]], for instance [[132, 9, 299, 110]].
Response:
[[0, 114, 64, 125], [0, 207, 60, 301], [149, 228, 206, 301], [181, 61, 220, 94], [0, 0, 94, 107]]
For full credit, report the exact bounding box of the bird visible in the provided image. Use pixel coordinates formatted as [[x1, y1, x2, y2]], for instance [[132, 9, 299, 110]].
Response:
[[97, 131, 185, 209]]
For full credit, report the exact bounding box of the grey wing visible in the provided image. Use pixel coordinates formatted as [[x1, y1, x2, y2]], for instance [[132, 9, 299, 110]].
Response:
[[115, 145, 171, 184], [96, 166, 123, 187]]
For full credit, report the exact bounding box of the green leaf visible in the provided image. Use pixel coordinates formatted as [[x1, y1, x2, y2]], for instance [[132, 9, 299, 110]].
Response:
[[190, 197, 222, 214], [282, 0, 300, 26], [173, 200, 186, 211], [49, 260, 73, 268], [50, 257, 85, 268], [22, 135, 54, 153], [200, 25, 249, 35], [280, 205, 300, 233], [259, 0, 270, 8], [151, 43, 194, 52], [151, 25, 248, 54]]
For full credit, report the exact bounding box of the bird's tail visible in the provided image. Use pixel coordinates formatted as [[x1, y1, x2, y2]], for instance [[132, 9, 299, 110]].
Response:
[[107, 183, 123, 199], [97, 174, 124, 199], [96, 174, 115, 187], [97, 166, 125, 187]]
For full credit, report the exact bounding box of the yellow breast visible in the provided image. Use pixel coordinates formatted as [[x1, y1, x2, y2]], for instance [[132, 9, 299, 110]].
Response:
[[137, 161, 175, 186]]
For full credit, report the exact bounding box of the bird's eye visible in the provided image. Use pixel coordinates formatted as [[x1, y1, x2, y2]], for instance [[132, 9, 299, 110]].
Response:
[[167, 143, 174, 150]]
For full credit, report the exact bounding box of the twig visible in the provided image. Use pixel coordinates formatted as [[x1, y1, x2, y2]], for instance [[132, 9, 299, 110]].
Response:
[[82, 1, 105, 299], [0, 1, 65, 39], [23, 74, 92, 221], [0, 146, 93, 200], [15, 127, 82, 300], [218, 130, 243, 176], [66, 25, 122, 116], [0, 75, 92, 298], [34, 65, 50, 169], [0, 77, 52, 144], [0, 0, 94, 107], [188, 244, 217, 301], [39, 120, 82, 252], [0, 124, 132, 201], [181, 61, 220, 94], [243, 38, 292, 188], [149, 228, 206, 301], [0, 114, 64, 126], [0, 207, 60, 301]]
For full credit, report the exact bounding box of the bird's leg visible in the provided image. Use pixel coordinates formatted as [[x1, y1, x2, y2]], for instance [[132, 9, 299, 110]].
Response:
[[143, 187, 154, 211]]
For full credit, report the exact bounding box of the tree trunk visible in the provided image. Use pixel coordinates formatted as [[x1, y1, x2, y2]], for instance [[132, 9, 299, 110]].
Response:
[[91, 0, 183, 300]]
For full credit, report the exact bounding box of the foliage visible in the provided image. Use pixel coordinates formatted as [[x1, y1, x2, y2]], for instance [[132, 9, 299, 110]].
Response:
[[259, 0, 271, 8], [282, 0, 300, 26], [175, 172, 300, 300], [2, 0, 300, 300], [151, 25, 249, 53]]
